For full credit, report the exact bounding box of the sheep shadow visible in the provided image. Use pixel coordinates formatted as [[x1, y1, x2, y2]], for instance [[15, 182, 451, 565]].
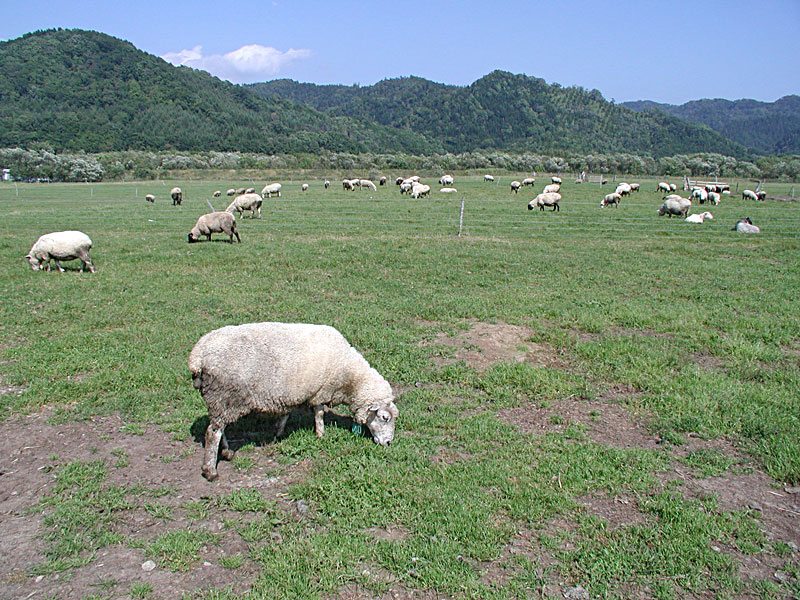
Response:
[[190, 409, 367, 453]]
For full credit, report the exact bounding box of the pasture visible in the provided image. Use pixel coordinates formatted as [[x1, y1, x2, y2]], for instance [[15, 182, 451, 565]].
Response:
[[1, 175, 799, 600]]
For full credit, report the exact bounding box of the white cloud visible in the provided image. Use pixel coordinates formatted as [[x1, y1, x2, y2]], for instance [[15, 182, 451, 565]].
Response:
[[161, 44, 312, 83]]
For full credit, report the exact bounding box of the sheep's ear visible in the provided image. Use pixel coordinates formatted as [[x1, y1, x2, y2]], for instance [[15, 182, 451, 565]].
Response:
[[368, 403, 380, 412], [24, 254, 31, 259]]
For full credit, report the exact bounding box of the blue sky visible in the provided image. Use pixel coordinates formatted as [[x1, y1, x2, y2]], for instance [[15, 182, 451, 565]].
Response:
[[2, 0, 798, 105]]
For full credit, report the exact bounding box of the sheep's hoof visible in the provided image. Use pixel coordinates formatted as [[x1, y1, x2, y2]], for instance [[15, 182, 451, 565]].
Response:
[[202, 468, 218, 481], [220, 449, 235, 460]]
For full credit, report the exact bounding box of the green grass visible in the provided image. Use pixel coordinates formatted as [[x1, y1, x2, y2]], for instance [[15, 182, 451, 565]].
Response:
[[2, 174, 799, 598]]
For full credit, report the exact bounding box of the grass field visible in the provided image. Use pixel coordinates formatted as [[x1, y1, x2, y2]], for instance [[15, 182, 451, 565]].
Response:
[[1, 174, 799, 599]]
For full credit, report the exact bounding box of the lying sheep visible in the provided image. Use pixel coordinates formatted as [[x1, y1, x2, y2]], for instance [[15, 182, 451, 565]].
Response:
[[658, 195, 692, 218], [235, 188, 246, 195], [522, 177, 536, 187], [528, 192, 561, 211], [359, 179, 377, 191], [189, 322, 400, 480], [551, 176, 562, 184], [601, 192, 622, 208], [439, 174, 454, 186], [170, 187, 183, 205], [245, 188, 255, 194], [145, 194, 155, 203], [439, 187, 458, 193], [25, 231, 96, 272], [226, 193, 262, 219], [301, 183, 309, 192], [685, 211, 713, 223], [213, 191, 221, 198], [226, 188, 236, 196], [733, 217, 760, 233], [411, 183, 431, 199], [261, 183, 282, 198], [188, 212, 240, 243], [542, 183, 561, 194], [510, 181, 521, 193], [484, 174, 494, 182]]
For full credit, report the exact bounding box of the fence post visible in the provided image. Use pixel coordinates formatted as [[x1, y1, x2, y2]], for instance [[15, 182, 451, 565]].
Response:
[[458, 196, 465, 237]]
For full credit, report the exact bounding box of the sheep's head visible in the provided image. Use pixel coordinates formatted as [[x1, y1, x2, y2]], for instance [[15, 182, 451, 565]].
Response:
[[24, 254, 40, 270], [187, 232, 198, 243], [365, 399, 399, 446]]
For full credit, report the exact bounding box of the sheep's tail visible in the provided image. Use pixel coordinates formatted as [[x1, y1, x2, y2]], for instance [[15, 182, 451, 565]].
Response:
[[206, 198, 216, 213]]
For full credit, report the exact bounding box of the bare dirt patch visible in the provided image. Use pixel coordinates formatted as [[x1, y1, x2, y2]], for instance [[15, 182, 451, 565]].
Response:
[[424, 321, 569, 372]]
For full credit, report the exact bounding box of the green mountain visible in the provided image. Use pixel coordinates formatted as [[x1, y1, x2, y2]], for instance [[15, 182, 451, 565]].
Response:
[[0, 29, 443, 154], [248, 71, 751, 158], [621, 96, 800, 154]]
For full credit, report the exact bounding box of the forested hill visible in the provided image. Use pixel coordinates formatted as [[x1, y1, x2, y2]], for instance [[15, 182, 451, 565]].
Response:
[[248, 72, 750, 158], [0, 29, 443, 154], [621, 96, 800, 155]]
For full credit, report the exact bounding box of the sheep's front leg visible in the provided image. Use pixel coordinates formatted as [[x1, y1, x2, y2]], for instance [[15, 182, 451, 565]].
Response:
[[314, 406, 325, 437], [54, 260, 66, 272], [202, 423, 225, 481]]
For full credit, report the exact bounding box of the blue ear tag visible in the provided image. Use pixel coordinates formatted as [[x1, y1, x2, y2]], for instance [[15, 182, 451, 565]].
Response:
[[351, 424, 363, 435]]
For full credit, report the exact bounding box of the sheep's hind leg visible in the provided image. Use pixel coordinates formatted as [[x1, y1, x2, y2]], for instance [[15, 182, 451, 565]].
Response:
[[314, 406, 325, 437], [219, 431, 235, 460], [274, 413, 291, 438], [202, 423, 225, 481]]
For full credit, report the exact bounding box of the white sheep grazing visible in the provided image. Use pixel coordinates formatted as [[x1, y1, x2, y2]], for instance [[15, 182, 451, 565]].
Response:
[[658, 196, 692, 218], [395, 177, 404, 186], [25, 231, 96, 272], [522, 177, 536, 187], [408, 175, 421, 183], [170, 187, 183, 205], [542, 183, 561, 194], [301, 183, 309, 192], [551, 176, 562, 184], [657, 182, 671, 193], [670, 184, 677, 192], [629, 183, 640, 192], [484, 174, 494, 182], [601, 192, 622, 208], [226, 189, 236, 196], [439, 174, 454, 186], [379, 176, 387, 186], [399, 182, 412, 194], [188, 212, 240, 243], [510, 181, 521, 193], [359, 179, 377, 191], [439, 187, 458, 193], [324, 180, 330, 189], [742, 190, 758, 201], [145, 194, 155, 203], [411, 183, 431, 199], [685, 211, 713, 223], [707, 192, 721, 205], [213, 191, 221, 198], [615, 183, 632, 197], [226, 193, 263, 219], [733, 217, 760, 233], [342, 179, 357, 191], [189, 322, 399, 480], [691, 187, 709, 203], [529, 192, 561, 211], [261, 183, 282, 198]]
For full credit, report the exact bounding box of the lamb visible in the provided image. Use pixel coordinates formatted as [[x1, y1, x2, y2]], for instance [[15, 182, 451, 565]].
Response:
[[551, 176, 562, 184], [685, 211, 713, 223], [439, 187, 458, 193], [542, 183, 561, 194], [658, 195, 692, 218], [528, 192, 561, 211], [189, 322, 400, 480], [601, 192, 622, 208], [691, 187, 709, 203], [657, 182, 671, 193], [615, 183, 632, 197], [226, 189, 236, 196], [707, 192, 721, 205], [342, 179, 358, 191], [261, 183, 282, 198], [742, 190, 758, 201], [484, 174, 495, 182], [25, 231, 96, 272], [301, 183, 309, 192], [670, 184, 678, 192], [170, 187, 183, 205], [411, 183, 431, 199], [439, 174, 454, 186], [145, 194, 155, 203], [359, 179, 377, 191], [213, 191, 221, 198], [226, 193, 262, 219], [188, 212, 241, 243], [522, 177, 536, 187], [510, 181, 521, 193], [733, 217, 760, 233]]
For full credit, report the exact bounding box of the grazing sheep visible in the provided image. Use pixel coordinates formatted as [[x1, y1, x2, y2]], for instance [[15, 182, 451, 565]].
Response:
[[601, 192, 622, 208], [742, 190, 758, 201], [188, 212, 240, 243], [395, 177, 404, 186], [733, 217, 760, 233], [261, 183, 282, 198], [379, 176, 387, 186], [25, 231, 96, 272], [408, 175, 421, 183], [528, 192, 561, 211], [615, 183, 632, 197], [522, 177, 536, 187], [658, 195, 692, 218], [359, 179, 377, 191], [542, 183, 561, 194], [213, 191, 221, 198], [670, 184, 677, 192], [510, 181, 521, 193], [439, 174, 454, 186], [399, 182, 412, 194], [756, 191, 767, 201], [691, 187, 709, 203], [439, 187, 458, 193], [657, 182, 671, 193], [301, 183, 309, 192], [551, 176, 562, 184], [707, 192, 721, 205], [145, 194, 155, 203], [170, 187, 183, 205], [410, 183, 431, 199], [226, 189, 236, 196], [629, 183, 640, 192], [685, 211, 714, 223], [226, 193, 262, 219], [484, 174, 495, 182], [342, 179, 357, 191], [189, 322, 399, 480], [324, 180, 330, 189]]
